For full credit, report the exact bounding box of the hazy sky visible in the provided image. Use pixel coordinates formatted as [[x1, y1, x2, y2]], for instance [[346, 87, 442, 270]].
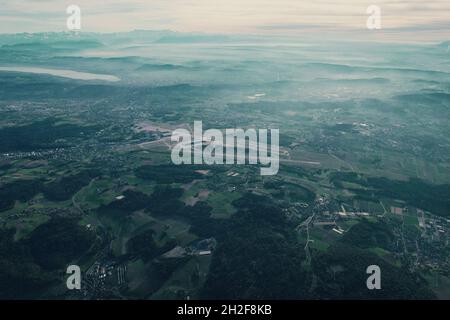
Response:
[[1, 0, 449, 38]]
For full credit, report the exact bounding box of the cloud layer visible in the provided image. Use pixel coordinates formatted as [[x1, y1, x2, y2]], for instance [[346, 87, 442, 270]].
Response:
[[1, 0, 449, 38]]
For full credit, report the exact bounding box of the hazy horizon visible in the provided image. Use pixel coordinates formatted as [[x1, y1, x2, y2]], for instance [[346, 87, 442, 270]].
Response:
[[1, 0, 449, 42]]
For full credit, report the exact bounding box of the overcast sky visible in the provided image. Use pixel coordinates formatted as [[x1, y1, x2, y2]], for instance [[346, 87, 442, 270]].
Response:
[[1, 0, 449, 39]]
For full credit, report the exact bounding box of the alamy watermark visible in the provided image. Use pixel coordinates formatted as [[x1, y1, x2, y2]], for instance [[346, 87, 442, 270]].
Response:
[[366, 5, 382, 30], [366, 265, 381, 290], [66, 5, 81, 31], [66, 265, 81, 290], [170, 121, 279, 176]]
